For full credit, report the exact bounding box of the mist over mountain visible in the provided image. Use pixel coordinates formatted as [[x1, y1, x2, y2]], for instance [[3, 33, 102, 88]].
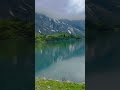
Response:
[[59, 19, 85, 31], [35, 0, 85, 20]]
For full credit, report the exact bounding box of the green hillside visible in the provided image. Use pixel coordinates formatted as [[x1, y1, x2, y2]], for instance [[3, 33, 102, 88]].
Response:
[[0, 19, 34, 39], [35, 33, 81, 43]]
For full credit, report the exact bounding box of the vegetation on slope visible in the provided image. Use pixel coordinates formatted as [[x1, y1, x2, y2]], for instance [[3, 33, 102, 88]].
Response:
[[35, 78, 85, 90], [35, 33, 81, 43], [86, 20, 120, 44], [0, 19, 34, 39]]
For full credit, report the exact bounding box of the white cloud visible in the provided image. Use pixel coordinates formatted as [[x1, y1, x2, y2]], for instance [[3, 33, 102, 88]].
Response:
[[68, 0, 85, 14], [35, 0, 85, 20]]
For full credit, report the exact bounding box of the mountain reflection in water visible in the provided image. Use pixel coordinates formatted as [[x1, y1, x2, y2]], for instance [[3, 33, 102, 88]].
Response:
[[35, 40, 85, 83]]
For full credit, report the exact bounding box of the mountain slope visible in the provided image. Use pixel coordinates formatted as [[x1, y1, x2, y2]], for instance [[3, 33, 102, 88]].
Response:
[[0, 0, 34, 21], [59, 19, 85, 31], [35, 13, 85, 37], [86, 0, 120, 26]]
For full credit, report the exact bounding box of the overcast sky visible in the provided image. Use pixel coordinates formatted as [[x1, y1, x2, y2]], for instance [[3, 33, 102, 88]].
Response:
[[35, 0, 85, 20]]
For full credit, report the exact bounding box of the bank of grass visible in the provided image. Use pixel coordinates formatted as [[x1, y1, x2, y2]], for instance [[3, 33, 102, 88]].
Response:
[[35, 33, 81, 43], [35, 78, 85, 90]]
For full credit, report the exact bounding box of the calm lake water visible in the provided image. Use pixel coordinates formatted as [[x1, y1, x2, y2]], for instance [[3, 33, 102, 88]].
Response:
[[35, 40, 85, 83]]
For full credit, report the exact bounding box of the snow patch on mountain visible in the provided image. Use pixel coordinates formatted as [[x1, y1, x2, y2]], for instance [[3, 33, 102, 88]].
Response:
[[35, 13, 85, 37]]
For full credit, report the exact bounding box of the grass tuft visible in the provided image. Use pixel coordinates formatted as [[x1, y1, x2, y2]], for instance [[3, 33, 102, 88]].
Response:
[[35, 78, 85, 90]]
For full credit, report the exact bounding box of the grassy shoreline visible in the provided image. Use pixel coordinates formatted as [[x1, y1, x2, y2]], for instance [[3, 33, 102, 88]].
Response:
[[35, 33, 81, 43], [35, 78, 85, 90]]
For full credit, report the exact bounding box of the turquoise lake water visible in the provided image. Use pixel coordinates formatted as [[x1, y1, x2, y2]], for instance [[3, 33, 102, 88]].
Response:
[[35, 40, 85, 83]]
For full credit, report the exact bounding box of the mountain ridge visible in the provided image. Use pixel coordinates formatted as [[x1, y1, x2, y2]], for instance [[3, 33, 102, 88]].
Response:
[[35, 13, 85, 37], [0, 0, 34, 21]]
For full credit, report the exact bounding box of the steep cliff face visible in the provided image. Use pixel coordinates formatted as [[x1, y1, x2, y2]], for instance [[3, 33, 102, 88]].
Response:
[[0, 0, 34, 21]]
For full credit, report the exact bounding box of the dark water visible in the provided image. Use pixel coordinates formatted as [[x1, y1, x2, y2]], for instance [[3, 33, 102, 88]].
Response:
[[0, 39, 34, 90], [86, 32, 120, 90], [35, 40, 85, 83]]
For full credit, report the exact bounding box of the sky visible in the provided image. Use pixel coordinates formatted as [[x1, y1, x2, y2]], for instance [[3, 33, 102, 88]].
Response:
[[35, 0, 85, 20]]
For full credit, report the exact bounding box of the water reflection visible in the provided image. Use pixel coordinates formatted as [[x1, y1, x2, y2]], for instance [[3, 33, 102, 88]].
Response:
[[35, 40, 85, 83], [0, 39, 34, 90]]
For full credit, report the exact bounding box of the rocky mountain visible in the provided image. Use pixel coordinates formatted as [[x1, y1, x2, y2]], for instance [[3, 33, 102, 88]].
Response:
[[86, 0, 120, 26], [0, 0, 34, 21], [86, 0, 120, 43], [35, 13, 85, 36], [59, 19, 85, 31]]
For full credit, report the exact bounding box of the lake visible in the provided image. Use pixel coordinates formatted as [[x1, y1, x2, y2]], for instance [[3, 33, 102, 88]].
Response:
[[35, 40, 85, 83], [0, 39, 34, 90]]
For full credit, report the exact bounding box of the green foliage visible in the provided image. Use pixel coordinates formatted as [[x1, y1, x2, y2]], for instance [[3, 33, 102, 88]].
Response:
[[0, 19, 34, 39], [86, 20, 120, 44], [35, 78, 85, 90], [35, 33, 81, 44]]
